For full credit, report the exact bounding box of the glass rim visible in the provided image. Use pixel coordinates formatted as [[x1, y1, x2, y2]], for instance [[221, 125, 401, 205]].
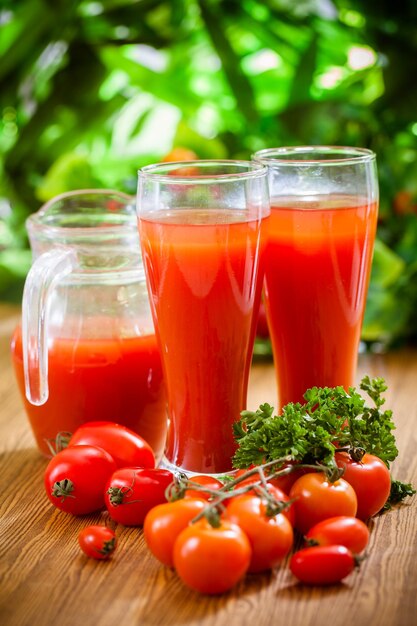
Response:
[[253, 146, 376, 166], [138, 159, 268, 184]]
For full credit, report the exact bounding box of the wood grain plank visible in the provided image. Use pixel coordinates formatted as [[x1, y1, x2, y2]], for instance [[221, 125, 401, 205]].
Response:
[[0, 305, 416, 626]]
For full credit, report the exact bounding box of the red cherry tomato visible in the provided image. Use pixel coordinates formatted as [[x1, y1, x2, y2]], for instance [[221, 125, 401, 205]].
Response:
[[184, 475, 224, 501], [78, 525, 117, 560], [289, 472, 357, 534], [173, 518, 251, 594], [105, 467, 173, 526], [290, 545, 356, 585], [143, 498, 206, 567], [225, 494, 293, 572], [44, 445, 117, 515], [267, 483, 295, 526], [335, 452, 391, 519], [226, 478, 295, 526], [305, 516, 369, 554], [68, 421, 155, 469]]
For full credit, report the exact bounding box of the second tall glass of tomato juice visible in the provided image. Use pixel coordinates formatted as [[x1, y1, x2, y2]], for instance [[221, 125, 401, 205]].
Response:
[[11, 190, 167, 461], [253, 147, 379, 410], [137, 161, 270, 475]]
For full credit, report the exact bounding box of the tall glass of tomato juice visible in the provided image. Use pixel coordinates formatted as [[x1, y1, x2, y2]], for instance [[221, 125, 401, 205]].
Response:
[[253, 147, 379, 410], [137, 161, 270, 475]]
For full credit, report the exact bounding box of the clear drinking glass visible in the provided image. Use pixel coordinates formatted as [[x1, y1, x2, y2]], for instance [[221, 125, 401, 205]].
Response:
[[11, 190, 167, 460], [253, 146, 379, 410], [137, 160, 270, 474]]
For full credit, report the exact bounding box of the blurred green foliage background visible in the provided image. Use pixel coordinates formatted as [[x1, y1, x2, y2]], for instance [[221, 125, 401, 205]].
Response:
[[1, 0, 417, 347]]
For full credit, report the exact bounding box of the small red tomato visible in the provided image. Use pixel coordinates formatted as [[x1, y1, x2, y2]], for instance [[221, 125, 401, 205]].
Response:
[[305, 516, 369, 554], [226, 479, 295, 526], [184, 475, 224, 501], [68, 421, 155, 469], [78, 525, 117, 560], [263, 483, 295, 526], [226, 494, 293, 573], [105, 467, 174, 526], [173, 518, 251, 594], [290, 545, 356, 585], [143, 498, 206, 567], [44, 445, 117, 515], [289, 472, 357, 534], [335, 452, 391, 519]]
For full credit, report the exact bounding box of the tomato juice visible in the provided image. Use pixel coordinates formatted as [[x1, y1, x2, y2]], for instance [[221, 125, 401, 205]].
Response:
[[11, 327, 167, 459], [139, 209, 267, 474], [264, 195, 378, 409]]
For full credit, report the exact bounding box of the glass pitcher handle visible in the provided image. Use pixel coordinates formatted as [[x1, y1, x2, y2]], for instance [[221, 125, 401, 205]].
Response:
[[22, 247, 77, 405]]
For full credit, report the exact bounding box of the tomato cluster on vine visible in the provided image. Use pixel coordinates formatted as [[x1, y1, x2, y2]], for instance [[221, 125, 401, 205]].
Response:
[[141, 457, 382, 593], [42, 421, 396, 592]]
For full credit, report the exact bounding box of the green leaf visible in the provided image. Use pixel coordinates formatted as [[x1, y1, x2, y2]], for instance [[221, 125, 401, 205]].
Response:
[[370, 238, 406, 289], [197, 0, 259, 124], [287, 34, 318, 106], [173, 121, 227, 159], [395, 215, 417, 264], [385, 480, 416, 509], [0, 0, 54, 81], [36, 153, 100, 201], [0, 249, 32, 301], [362, 238, 409, 343]]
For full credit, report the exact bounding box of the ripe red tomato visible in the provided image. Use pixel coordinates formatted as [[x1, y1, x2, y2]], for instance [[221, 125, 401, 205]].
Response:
[[105, 467, 173, 526], [262, 483, 295, 526], [226, 477, 295, 526], [44, 445, 117, 515], [305, 516, 369, 554], [335, 452, 391, 519], [143, 498, 206, 567], [184, 475, 224, 501], [78, 525, 117, 560], [173, 518, 251, 594], [289, 472, 357, 534], [290, 545, 356, 585], [68, 421, 155, 469], [225, 494, 293, 573]]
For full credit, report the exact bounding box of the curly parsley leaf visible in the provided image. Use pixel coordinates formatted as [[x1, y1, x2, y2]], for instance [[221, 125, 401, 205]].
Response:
[[384, 480, 416, 509], [233, 376, 398, 469]]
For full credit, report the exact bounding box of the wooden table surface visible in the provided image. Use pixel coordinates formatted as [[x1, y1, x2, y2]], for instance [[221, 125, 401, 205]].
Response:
[[0, 302, 416, 626]]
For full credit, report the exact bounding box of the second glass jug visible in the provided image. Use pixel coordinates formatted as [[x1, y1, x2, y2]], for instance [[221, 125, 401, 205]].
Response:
[[11, 190, 167, 460]]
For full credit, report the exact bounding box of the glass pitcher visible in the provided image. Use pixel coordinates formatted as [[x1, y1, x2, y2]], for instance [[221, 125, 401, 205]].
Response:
[[11, 190, 167, 460]]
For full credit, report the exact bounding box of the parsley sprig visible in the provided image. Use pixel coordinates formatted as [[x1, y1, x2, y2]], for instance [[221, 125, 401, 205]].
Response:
[[233, 376, 398, 469], [233, 376, 416, 506]]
